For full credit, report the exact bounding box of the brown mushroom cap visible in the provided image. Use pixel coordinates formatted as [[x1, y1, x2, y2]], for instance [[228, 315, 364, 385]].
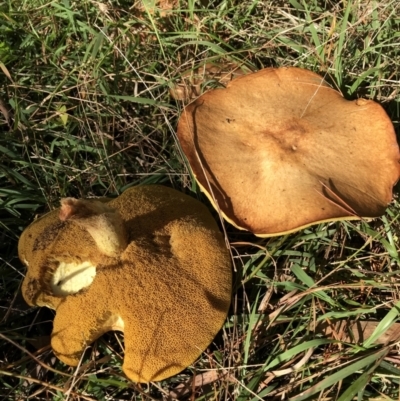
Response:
[[177, 67, 400, 236], [19, 185, 232, 383]]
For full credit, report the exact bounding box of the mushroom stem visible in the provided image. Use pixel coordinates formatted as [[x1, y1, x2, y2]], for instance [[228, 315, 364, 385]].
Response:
[[60, 198, 128, 257]]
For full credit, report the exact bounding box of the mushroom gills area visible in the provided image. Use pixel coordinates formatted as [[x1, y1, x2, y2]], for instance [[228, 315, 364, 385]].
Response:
[[51, 261, 96, 296]]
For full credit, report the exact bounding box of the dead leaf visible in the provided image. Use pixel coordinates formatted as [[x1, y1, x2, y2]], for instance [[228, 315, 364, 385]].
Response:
[[139, 0, 178, 16], [169, 369, 233, 399], [0, 61, 13, 82], [312, 320, 400, 344], [0, 97, 11, 127]]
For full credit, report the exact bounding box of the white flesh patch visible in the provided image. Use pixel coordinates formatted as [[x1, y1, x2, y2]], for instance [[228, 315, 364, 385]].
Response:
[[51, 261, 96, 296], [104, 315, 125, 332]]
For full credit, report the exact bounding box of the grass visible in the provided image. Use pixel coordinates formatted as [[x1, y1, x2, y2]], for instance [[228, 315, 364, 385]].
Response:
[[1, 0, 400, 399]]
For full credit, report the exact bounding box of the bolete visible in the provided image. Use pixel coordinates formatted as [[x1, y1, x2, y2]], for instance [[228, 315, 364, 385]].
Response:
[[177, 67, 400, 236], [19, 185, 232, 383]]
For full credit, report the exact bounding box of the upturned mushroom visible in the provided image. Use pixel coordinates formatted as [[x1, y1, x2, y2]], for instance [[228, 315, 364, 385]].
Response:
[[19, 185, 232, 383], [177, 67, 400, 236]]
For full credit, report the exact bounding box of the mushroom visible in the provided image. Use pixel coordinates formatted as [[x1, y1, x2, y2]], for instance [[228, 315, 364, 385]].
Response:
[[177, 67, 400, 236], [19, 185, 232, 383]]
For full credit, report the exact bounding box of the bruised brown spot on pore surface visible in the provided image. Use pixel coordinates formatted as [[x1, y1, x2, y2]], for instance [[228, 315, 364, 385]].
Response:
[[24, 278, 39, 303], [33, 221, 66, 251]]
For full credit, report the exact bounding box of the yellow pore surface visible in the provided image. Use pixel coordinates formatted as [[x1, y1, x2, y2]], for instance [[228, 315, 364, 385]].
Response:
[[19, 185, 232, 383]]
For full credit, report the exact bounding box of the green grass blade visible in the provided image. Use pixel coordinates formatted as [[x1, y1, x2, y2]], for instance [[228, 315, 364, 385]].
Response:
[[363, 300, 400, 348], [289, 348, 389, 401]]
